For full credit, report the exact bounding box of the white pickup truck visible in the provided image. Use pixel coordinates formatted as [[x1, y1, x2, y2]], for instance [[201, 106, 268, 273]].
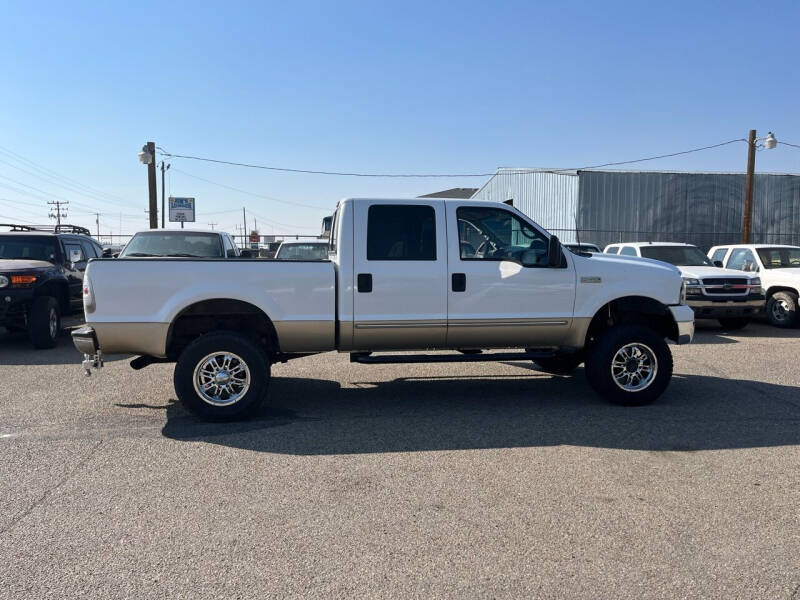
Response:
[[73, 198, 694, 420]]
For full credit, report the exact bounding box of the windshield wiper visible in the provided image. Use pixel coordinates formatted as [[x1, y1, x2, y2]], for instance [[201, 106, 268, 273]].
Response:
[[164, 253, 204, 257], [124, 252, 157, 257]]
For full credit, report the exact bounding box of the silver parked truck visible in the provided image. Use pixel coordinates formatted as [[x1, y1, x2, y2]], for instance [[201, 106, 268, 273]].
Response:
[[73, 198, 694, 420]]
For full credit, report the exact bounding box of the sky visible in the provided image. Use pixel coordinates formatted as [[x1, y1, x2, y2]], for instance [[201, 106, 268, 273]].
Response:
[[0, 0, 798, 239]]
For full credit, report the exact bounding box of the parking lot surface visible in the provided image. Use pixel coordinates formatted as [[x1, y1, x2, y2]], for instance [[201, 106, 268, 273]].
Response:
[[1, 322, 799, 599]]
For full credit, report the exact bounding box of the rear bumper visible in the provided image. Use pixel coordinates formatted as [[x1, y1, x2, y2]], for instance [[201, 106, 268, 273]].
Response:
[[72, 325, 99, 354], [668, 305, 695, 344]]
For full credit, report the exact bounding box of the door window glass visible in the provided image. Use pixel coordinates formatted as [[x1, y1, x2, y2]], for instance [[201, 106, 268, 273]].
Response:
[[726, 248, 757, 271], [80, 240, 97, 258], [456, 206, 548, 266], [605, 246, 619, 254], [710, 248, 728, 264], [63, 242, 85, 266], [367, 205, 436, 261], [619, 246, 637, 256]]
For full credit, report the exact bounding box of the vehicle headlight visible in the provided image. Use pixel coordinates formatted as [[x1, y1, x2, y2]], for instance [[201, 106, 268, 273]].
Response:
[[750, 277, 761, 286], [0, 275, 7, 288], [682, 277, 701, 286], [750, 277, 762, 294]]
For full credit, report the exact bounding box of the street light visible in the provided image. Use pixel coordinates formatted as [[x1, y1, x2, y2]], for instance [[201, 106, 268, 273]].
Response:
[[742, 130, 778, 243], [138, 144, 153, 165], [139, 141, 158, 228]]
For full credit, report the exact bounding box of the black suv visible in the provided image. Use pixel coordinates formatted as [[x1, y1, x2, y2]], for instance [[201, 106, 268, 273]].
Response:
[[0, 224, 103, 349]]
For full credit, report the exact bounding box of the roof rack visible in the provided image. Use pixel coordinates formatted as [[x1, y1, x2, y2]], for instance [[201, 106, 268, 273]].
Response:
[[0, 223, 92, 236]]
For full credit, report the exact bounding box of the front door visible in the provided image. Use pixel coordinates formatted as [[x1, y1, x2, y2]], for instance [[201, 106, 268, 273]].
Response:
[[446, 203, 576, 348], [352, 200, 448, 350], [61, 239, 87, 312]]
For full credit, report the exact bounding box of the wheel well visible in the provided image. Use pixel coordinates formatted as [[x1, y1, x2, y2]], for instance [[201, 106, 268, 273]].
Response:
[[585, 296, 678, 346], [36, 280, 70, 314], [166, 299, 278, 358], [765, 286, 799, 299]]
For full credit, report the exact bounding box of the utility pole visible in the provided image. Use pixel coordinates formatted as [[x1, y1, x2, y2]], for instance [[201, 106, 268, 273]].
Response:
[[160, 161, 170, 228], [242, 207, 248, 247], [741, 130, 778, 243], [742, 130, 757, 244], [47, 200, 68, 228], [138, 141, 158, 229]]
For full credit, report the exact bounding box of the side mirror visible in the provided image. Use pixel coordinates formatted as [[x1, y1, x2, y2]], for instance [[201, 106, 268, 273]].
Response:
[[226, 249, 238, 258], [547, 235, 562, 267], [713, 260, 723, 268], [102, 248, 114, 258], [239, 249, 254, 258]]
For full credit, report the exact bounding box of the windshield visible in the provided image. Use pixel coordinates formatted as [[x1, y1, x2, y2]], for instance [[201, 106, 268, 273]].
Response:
[[0, 235, 58, 263], [275, 243, 329, 260], [639, 245, 712, 266], [120, 232, 223, 258], [756, 247, 800, 269]]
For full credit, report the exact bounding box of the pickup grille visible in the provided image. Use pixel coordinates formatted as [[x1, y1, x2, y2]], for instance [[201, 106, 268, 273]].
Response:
[[701, 277, 750, 295]]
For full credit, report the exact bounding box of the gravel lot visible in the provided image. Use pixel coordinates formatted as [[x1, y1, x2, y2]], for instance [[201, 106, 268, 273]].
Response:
[[1, 321, 799, 599]]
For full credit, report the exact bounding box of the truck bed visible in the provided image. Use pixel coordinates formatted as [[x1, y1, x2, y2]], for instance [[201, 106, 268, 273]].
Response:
[[85, 258, 336, 356]]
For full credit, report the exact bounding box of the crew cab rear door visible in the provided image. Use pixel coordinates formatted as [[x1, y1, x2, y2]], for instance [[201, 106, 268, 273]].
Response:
[[352, 200, 448, 350]]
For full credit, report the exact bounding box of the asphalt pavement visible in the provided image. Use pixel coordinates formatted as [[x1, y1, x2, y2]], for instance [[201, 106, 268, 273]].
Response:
[[1, 321, 799, 599]]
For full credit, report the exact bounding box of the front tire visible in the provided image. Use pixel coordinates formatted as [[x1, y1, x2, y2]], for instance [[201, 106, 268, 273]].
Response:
[[718, 317, 749, 330], [174, 331, 270, 421], [584, 325, 673, 406], [29, 296, 60, 349], [767, 291, 798, 328]]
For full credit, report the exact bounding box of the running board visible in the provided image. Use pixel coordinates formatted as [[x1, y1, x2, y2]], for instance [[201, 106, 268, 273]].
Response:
[[350, 349, 559, 364]]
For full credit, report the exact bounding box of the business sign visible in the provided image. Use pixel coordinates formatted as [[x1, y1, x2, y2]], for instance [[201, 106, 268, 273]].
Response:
[[168, 197, 195, 223]]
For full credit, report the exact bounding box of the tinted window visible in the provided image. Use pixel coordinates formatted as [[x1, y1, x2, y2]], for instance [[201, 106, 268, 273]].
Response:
[[119, 232, 224, 258], [756, 247, 800, 269], [456, 206, 549, 266], [605, 246, 619, 254], [710, 248, 728, 264], [80, 240, 98, 258], [727, 248, 758, 272], [619, 246, 637, 256], [0, 235, 58, 262], [639, 246, 712, 266], [367, 205, 436, 261]]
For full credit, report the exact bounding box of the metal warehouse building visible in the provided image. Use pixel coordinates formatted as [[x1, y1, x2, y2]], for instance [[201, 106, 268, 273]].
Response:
[[471, 169, 800, 251]]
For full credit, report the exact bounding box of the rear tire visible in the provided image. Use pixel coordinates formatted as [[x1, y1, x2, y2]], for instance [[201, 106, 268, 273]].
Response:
[[174, 331, 270, 421], [766, 291, 798, 328], [718, 318, 749, 330], [532, 353, 584, 375], [28, 296, 60, 349], [584, 325, 673, 406]]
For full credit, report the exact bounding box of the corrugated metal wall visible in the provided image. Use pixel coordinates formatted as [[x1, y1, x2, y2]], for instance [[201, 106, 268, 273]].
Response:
[[477, 169, 800, 251], [471, 169, 580, 243], [577, 171, 800, 251]]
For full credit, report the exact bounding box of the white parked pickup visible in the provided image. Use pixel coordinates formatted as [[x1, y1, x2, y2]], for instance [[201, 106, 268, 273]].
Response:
[[603, 242, 764, 330], [708, 244, 800, 328], [73, 197, 694, 420]]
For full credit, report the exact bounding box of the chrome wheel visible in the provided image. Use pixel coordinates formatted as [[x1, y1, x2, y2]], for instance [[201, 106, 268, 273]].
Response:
[[771, 298, 790, 322], [611, 343, 657, 392], [192, 352, 251, 406], [48, 308, 58, 339]]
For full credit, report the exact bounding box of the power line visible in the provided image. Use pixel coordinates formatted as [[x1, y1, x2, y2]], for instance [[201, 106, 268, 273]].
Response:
[[158, 138, 762, 178], [779, 140, 800, 149], [170, 167, 331, 211]]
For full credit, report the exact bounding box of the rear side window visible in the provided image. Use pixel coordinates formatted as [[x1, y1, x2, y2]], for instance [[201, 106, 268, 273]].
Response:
[[605, 246, 619, 254], [710, 248, 728, 264], [367, 205, 436, 261], [80, 240, 98, 258], [619, 246, 637, 256]]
